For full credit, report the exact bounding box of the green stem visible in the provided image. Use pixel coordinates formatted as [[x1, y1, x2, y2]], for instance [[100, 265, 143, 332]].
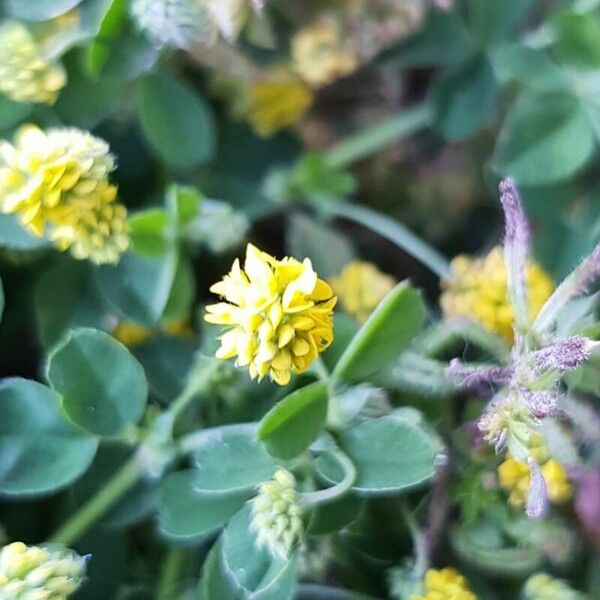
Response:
[[324, 102, 433, 169], [323, 200, 451, 279], [400, 501, 429, 579], [50, 456, 142, 546], [300, 450, 356, 507], [156, 547, 188, 600]]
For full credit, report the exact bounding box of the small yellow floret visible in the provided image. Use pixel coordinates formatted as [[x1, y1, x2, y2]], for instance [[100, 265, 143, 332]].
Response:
[[0, 125, 129, 264], [247, 73, 314, 137], [441, 246, 554, 342], [0, 21, 67, 105], [330, 261, 396, 323], [410, 567, 478, 600], [291, 16, 358, 87], [498, 455, 572, 507], [205, 243, 336, 385], [112, 317, 194, 347]]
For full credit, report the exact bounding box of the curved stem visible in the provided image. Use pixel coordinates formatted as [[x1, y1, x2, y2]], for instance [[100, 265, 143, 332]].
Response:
[[300, 449, 357, 508], [322, 200, 451, 279], [49, 456, 142, 546], [325, 103, 433, 169], [400, 501, 429, 579], [156, 547, 187, 600]]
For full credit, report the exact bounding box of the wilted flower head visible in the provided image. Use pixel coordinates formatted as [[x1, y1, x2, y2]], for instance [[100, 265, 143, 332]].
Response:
[[0, 21, 66, 105], [0, 542, 86, 599], [0, 125, 129, 264], [250, 469, 302, 558], [330, 261, 396, 323], [205, 243, 336, 385], [291, 16, 359, 87], [131, 0, 260, 50], [410, 567, 477, 600], [247, 72, 314, 137], [523, 573, 586, 600], [441, 246, 554, 342]]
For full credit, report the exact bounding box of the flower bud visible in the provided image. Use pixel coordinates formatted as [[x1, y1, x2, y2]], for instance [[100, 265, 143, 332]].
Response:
[[0, 21, 66, 105], [0, 542, 86, 599], [523, 573, 585, 600], [250, 469, 303, 558]]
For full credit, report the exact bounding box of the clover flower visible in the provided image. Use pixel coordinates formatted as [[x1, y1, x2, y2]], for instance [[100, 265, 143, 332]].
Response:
[[498, 455, 572, 507], [0, 125, 129, 264], [112, 317, 194, 347], [410, 567, 477, 600], [131, 0, 261, 50], [441, 246, 554, 342], [247, 72, 314, 137], [330, 261, 396, 323], [205, 243, 336, 385], [0, 21, 66, 105], [523, 573, 586, 600], [446, 178, 600, 519], [291, 16, 359, 87], [250, 469, 303, 558], [0, 542, 86, 599]]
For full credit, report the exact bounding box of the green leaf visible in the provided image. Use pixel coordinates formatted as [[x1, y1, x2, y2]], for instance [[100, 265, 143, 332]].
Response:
[[306, 495, 364, 535], [128, 208, 172, 258], [465, 0, 533, 46], [166, 184, 203, 227], [192, 424, 278, 493], [258, 382, 328, 460], [0, 214, 50, 250], [158, 470, 248, 539], [493, 91, 595, 186], [137, 71, 216, 169], [35, 261, 110, 348], [553, 11, 600, 67], [95, 248, 177, 326], [286, 214, 355, 279], [202, 505, 297, 599], [332, 282, 426, 382], [433, 53, 499, 141], [46, 328, 148, 436], [0, 96, 32, 129], [315, 415, 438, 496], [86, 0, 128, 75], [5, 0, 84, 20], [0, 378, 97, 496], [162, 256, 196, 320]]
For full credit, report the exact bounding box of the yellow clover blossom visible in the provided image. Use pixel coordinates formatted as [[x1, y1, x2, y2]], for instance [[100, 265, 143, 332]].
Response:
[[441, 246, 554, 342], [247, 72, 314, 137], [0, 125, 129, 264], [410, 567, 477, 600], [291, 16, 359, 87], [498, 455, 572, 507], [0, 21, 66, 105], [0, 541, 86, 599], [112, 317, 194, 348], [330, 261, 396, 323], [205, 243, 336, 385]]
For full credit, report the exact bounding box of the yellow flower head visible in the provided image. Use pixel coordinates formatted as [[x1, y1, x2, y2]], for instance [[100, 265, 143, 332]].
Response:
[[0, 21, 67, 105], [410, 567, 478, 600], [247, 72, 314, 137], [498, 454, 572, 507], [0, 541, 86, 599], [205, 243, 336, 385], [291, 16, 359, 87], [0, 125, 129, 264], [330, 261, 396, 323], [441, 246, 554, 341]]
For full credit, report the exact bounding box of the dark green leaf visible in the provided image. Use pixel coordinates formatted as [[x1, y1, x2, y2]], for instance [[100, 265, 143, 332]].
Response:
[[315, 415, 438, 496], [137, 71, 216, 169], [0, 378, 97, 496], [553, 11, 600, 67], [158, 470, 248, 539], [258, 382, 328, 460], [0, 96, 32, 129], [493, 91, 595, 186], [86, 0, 128, 75], [465, 0, 533, 46], [434, 53, 499, 141], [192, 423, 278, 493], [333, 282, 426, 382], [128, 208, 172, 258], [46, 328, 148, 436], [306, 495, 364, 535]]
